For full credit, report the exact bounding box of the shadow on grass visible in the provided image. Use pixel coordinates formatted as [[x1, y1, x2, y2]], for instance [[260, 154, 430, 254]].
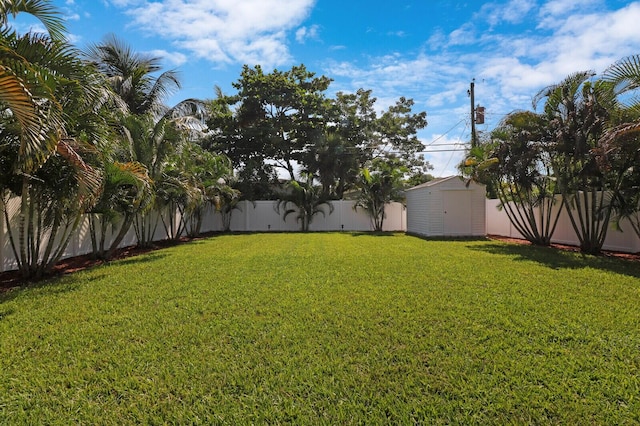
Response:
[[0, 274, 86, 305], [112, 252, 167, 267], [0, 307, 14, 320], [350, 231, 400, 237], [407, 233, 490, 243], [468, 242, 640, 278]]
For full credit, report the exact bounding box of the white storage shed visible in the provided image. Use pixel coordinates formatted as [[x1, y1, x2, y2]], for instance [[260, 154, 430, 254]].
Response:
[[405, 176, 486, 237]]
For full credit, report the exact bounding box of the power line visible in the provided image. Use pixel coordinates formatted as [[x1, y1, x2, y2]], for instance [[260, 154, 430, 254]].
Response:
[[419, 148, 468, 152], [437, 120, 470, 177], [423, 118, 465, 148], [425, 142, 470, 147]]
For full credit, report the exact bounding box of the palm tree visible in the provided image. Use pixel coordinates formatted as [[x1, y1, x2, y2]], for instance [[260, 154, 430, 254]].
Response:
[[480, 110, 563, 246], [161, 142, 233, 238], [304, 130, 361, 198], [0, 0, 64, 40], [88, 36, 209, 246], [0, 1, 110, 277], [354, 157, 406, 232], [534, 71, 621, 254], [275, 173, 334, 231], [0, 1, 66, 179], [219, 183, 242, 232], [86, 34, 181, 117], [600, 55, 640, 239], [88, 161, 153, 260]]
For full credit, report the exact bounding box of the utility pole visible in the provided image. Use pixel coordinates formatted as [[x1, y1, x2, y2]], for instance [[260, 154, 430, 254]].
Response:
[[468, 79, 485, 149], [469, 79, 476, 148]]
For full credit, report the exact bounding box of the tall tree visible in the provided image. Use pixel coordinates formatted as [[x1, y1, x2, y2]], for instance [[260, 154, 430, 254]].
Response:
[[534, 71, 621, 254], [303, 89, 376, 198], [208, 64, 332, 183], [304, 89, 431, 198], [477, 110, 563, 246], [375, 97, 429, 174], [86, 34, 180, 117], [0, 1, 107, 277], [205, 86, 276, 200], [89, 36, 210, 246]]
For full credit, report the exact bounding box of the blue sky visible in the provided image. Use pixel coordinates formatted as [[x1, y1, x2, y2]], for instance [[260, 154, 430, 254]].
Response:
[[19, 1, 640, 175]]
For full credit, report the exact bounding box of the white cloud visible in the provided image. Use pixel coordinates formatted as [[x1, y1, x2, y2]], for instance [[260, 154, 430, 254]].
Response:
[[448, 23, 476, 46], [387, 30, 407, 38], [420, 134, 470, 178], [326, 52, 469, 98], [320, 1, 640, 160], [65, 33, 82, 44], [538, 0, 603, 28], [107, 0, 141, 6], [479, 0, 536, 26], [296, 25, 320, 43], [11, 22, 47, 35], [484, 2, 640, 93], [148, 49, 188, 67], [113, 0, 316, 69]]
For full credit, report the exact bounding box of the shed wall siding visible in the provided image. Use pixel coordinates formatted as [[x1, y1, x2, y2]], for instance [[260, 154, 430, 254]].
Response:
[[471, 188, 487, 236], [406, 177, 486, 237], [406, 190, 429, 235], [427, 190, 444, 235]]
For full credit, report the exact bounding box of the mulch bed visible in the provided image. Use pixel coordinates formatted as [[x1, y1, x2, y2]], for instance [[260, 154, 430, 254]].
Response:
[[487, 234, 640, 262], [0, 233, 217, 293], [1, 233, 638, 293]]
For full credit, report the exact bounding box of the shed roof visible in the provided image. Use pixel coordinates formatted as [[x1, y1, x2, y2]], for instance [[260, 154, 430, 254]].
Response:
[[405, 175, 482, 191]]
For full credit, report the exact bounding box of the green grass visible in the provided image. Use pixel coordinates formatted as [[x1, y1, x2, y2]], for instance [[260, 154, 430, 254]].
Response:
[[1, 233, 639, 424]]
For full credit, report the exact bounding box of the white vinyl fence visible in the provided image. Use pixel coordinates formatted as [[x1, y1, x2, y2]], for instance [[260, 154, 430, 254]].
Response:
[[5, 196, 640, 273], [0, 200, 406, 272], [485, 199, 640, 253]]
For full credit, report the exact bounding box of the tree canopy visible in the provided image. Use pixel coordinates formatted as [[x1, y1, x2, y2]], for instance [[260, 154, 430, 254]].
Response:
[[463, 59, 640, 254], [205, 65, 431, 200]]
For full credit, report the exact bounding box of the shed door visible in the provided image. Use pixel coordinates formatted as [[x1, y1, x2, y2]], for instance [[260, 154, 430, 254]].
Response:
[[443, 190, 472, 235]]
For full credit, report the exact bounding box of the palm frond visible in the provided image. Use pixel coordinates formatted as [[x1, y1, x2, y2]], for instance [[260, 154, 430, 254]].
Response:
[[602, 54, 640, 95], [0, 0, 66, 41]]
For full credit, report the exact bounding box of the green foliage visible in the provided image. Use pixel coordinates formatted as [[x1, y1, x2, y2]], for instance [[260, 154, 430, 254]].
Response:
[[0, 3, 110, 278], [206, 72, 431, 200], [88, 161, 153, 260], [86, 34, 181, 117], [471, 111, 562, 246], [163, 143, 234, 237], [354, 157, 407, 231], [601, 55, 640, 238], [535, 73, 623, 254], [207, 64, 332, 182], [0, 0, 65, 41], [1, 234, 639, 423], [463, 56, 640, 254], [275, 173, 333, 231], [403, 170, 435, 188]]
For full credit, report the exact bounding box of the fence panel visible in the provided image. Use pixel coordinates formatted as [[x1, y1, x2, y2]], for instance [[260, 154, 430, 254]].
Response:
[[485, 197, 640, 253], [7, 194, 640, 273]]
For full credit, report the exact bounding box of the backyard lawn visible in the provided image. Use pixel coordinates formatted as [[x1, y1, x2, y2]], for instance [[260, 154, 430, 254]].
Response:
[[0, 233, 639, 424]]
